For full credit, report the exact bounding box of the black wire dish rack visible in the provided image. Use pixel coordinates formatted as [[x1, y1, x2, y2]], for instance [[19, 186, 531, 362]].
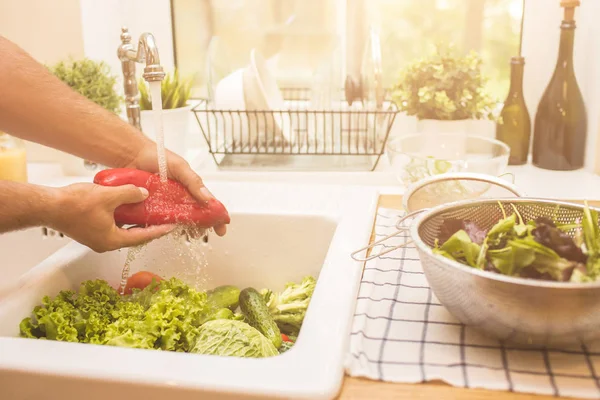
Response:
[[192, 88, 398, 171]]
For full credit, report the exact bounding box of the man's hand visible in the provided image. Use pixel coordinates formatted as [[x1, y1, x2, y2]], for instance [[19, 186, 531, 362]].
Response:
[[49, 183, 176, 253], [125, 142, 227, 237]]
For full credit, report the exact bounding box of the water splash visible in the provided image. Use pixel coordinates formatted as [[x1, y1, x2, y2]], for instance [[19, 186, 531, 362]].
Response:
[[149, 81, 168, 183], [180, 226, 212, 290], [147, 225, 212, 291], [118, 245, 146, 294]]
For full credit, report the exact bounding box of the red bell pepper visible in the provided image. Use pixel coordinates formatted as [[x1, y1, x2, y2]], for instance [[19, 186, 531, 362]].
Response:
[[93, 168, 230, 227], [281, 333, 292, 342]]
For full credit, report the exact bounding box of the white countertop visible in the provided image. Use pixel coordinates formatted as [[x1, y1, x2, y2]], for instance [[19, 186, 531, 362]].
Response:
[[26, 156, 600, 201]]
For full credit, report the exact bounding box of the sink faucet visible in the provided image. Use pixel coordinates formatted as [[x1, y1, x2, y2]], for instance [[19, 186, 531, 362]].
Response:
[[117, 26, 166, 130], [83, 27, 166, 171]]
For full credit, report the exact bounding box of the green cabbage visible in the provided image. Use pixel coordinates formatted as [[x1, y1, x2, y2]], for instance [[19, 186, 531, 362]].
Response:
[[191, 319, 278, 358]]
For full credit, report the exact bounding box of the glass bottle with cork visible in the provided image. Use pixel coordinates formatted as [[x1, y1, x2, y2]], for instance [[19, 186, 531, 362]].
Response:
[[531, 0, 587, 171], [0, 131, 28, 183]]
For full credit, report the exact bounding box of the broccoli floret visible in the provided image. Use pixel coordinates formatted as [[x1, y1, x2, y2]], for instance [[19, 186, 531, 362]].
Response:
[[260, 276, 316, 336]]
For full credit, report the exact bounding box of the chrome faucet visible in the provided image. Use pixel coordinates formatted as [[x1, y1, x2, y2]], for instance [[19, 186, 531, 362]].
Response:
[[83, 27, 166, 171], [117, 26, 166, 130]]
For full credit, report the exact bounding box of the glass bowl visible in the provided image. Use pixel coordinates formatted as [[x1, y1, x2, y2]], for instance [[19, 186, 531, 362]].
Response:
[[386, 133, 510, 185]]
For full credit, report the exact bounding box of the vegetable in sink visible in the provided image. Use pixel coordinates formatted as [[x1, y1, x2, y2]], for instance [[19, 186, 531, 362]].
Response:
[[207, 285, 241, 311], [18, 272, 314, 358], [432, 201, 600, 283], [260, 276, 316, 337], [239, 287, 282, 348], [191, 319, 279, 358]]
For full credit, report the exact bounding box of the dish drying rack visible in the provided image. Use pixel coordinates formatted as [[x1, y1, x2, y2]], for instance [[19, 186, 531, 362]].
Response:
[[192, 88, 398, 171]]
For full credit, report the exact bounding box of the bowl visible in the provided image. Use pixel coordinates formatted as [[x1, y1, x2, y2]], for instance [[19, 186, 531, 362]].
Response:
[[212, 68, 257, 148], [386, 133, 510, 185], [410, 197, 600, 347]]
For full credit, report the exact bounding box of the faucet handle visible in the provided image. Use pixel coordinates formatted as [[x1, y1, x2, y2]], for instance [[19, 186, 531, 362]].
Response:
[[120, 26, 131, 44]]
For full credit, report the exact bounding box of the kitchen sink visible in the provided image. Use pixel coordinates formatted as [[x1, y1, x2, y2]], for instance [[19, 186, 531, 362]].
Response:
[[0, 227, 71, 298], [0, 180, 379, 400]]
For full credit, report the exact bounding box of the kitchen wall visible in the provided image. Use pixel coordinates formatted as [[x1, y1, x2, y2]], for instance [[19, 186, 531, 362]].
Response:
[[0, 0, 176, 169], [0, 0, 88, 163], [521, 0, 600, 173], [0, 0, 85, 64]]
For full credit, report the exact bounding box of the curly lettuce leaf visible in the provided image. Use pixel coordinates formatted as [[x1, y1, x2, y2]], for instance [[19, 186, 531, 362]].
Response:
[[19, 280, 119, 343], [20, 277, 211, 352], [119, 277, 210, 352], [103, 301, 156, 349]]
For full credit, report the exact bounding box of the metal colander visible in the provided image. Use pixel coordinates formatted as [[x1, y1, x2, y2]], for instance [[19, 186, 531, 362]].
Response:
[[411, 198, 600, 347]]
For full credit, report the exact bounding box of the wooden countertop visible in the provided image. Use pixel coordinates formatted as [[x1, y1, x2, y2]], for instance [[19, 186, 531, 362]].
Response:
[[336, 194, 595, 400]]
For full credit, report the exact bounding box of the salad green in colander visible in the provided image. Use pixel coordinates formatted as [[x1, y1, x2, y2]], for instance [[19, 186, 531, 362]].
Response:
[[433, 201, 600, 283]]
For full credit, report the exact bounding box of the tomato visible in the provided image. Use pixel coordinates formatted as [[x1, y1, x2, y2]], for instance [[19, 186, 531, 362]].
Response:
[[281, 333, 292, 342], [123, 271, 163, 295]]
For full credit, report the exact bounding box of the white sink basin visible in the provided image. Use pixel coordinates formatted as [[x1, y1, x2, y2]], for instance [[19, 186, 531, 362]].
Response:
[[0, 181, 378, 400], [0, 227, 71, 298]]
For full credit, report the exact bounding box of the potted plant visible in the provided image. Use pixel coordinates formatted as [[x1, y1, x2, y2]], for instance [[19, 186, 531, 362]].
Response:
[[48, 58, 123, 175], [391, 44, 497, 134], [138, 70, 193, 157], [50, 58, 123, 113]]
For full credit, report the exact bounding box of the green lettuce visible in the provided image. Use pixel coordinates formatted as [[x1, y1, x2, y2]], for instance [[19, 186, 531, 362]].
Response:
[[20, 277, 210, 352], [20, 280, 119, 343], [191, 319, 278, 358]]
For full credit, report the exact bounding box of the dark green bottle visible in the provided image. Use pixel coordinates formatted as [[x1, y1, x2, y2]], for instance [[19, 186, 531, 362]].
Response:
[[496, 56, 531, 165], [531, 0, 587, 171]]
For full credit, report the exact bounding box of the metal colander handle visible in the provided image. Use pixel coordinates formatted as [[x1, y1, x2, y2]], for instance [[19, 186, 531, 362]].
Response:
[[350, 210, 426, 262], [350, 173, 523, 262]]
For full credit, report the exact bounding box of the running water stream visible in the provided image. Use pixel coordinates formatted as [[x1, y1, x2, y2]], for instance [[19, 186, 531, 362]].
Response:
[[149, 81, 168, 182], [117, 80, 209, 294]]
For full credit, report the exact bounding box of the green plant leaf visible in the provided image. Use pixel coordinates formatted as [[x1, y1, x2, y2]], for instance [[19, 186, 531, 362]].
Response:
[[391, 43, 498, 121], [48, 57, 123, 114], [138, 68, 193, 110]]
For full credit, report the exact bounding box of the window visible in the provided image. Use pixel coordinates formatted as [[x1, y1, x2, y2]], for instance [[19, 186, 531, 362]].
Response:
[[171, 0, 345, 98], [171, 0, 524, 102]]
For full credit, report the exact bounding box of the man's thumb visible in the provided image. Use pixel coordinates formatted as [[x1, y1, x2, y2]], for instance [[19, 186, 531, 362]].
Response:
[[110, 184, 149, 206]]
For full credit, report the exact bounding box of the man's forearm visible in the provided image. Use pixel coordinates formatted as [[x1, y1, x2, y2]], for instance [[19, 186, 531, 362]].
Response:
[[0, 181, 58, 233], [0, 36, 152, 168]]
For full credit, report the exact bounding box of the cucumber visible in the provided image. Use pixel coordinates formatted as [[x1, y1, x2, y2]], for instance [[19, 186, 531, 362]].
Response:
[[207, 285, 241, 311], [239, 287, 282, 348]]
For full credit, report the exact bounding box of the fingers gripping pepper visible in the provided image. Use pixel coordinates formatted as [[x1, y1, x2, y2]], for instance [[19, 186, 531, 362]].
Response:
[[93, 168, 231, 227]]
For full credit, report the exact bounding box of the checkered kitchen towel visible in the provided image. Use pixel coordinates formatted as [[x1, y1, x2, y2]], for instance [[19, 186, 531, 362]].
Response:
[[345, 207, 600, 399]]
